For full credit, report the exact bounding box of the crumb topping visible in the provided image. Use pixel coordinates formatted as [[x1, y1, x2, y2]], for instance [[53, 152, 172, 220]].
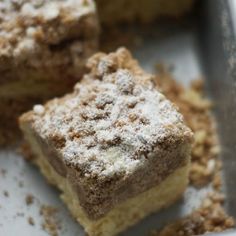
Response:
[[0, 0, 96, 68], [28, 48, 192, 177]]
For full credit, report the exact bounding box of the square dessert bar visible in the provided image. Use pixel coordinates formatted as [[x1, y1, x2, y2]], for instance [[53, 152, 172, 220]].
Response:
[[0, 0, 98, 144], [20, 48, 193, 236]]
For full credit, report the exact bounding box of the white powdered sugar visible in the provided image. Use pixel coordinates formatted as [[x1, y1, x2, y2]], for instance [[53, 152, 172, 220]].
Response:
[[33, 104, 45, 115], [29, 51, 190, 178], [41, 2, 60, 21]]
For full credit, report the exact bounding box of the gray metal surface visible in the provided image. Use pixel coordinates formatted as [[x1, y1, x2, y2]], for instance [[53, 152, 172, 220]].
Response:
[[0, 1, 236, 235], [200, 0, 236, 220]]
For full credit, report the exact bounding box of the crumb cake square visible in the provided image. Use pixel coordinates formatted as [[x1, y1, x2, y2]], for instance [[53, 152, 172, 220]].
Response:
[[20, 48, 193, 236], [0, 0, 99, 144]]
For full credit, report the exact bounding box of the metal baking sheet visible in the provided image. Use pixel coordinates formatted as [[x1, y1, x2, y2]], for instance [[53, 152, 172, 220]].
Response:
[[0, 0, 236, 235]]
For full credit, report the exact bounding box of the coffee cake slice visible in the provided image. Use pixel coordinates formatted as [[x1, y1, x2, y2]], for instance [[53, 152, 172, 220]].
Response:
[[20, 48, 193, 236], [0, 0, 99, 145]]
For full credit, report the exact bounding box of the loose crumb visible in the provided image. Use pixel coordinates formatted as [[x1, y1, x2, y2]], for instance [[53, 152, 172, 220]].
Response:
[[25, 194, 34, 206], [40, 205, 60, 236], [28, 216, 35, 226]]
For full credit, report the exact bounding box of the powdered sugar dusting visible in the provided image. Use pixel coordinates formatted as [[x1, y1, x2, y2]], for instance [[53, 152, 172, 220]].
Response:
[[29, 48, 191, 178]]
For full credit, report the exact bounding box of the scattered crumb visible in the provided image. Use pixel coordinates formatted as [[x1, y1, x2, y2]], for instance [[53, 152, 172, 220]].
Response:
[[40, 205, 60, 236], [154, 70, 219, 188], [28, 216, 35, 226], [3, 191, 9, 197], [151, 68, 235, 235], [25, 194, 34, 206], [150, 192, 235, 236]]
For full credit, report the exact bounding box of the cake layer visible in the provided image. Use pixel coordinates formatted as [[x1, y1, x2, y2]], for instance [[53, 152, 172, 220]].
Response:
[[26, 139, 190, 236]]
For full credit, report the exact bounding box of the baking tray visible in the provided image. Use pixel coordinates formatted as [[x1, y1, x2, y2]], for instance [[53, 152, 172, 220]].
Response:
[[0, 0, 236, 235]]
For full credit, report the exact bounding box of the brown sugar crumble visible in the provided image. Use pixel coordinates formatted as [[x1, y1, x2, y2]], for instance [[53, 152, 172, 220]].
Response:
[[150, 67, 235, 235], [40, 205, 61, 236]]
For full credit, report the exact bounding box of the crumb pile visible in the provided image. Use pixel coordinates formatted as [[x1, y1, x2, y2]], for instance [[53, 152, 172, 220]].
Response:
[[150, 192, 235, 236], [150, 67, 235, 235]]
